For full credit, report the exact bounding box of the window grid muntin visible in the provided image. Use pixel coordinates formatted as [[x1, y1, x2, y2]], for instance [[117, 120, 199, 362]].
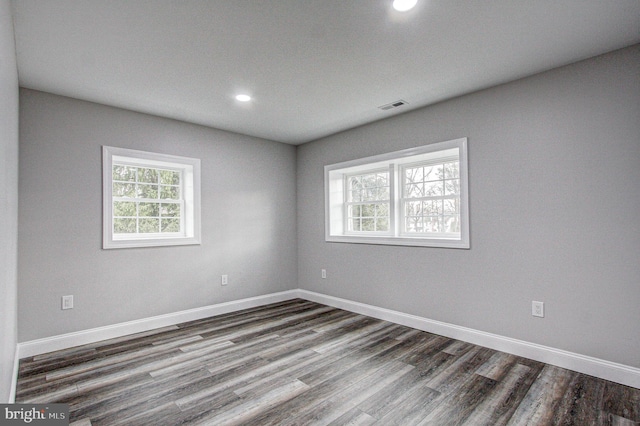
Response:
[[112, 163, 184, 235], [401, 158, 461, 236], [344, 169, 391, 234]]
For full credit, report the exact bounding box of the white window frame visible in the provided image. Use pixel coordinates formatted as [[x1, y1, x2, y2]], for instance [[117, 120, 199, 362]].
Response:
[[325, 137, 469, 249], [102, 146, 201, 249]]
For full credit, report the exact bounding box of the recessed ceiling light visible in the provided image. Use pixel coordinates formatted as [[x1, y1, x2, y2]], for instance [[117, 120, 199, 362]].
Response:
[[235, 94, 252, 102], [393, 0, 417, 12]]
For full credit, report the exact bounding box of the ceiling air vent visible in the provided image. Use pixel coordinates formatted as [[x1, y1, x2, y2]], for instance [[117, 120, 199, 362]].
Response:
[[378, 100, 408, 111]]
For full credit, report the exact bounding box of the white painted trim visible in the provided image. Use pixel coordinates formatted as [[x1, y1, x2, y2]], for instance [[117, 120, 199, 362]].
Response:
[[298, 290, 640, 389], [102, 145, 202, 249], [15, 289, 640, 389], [9, 345, 19, 403], [17, 291, 299, 359]]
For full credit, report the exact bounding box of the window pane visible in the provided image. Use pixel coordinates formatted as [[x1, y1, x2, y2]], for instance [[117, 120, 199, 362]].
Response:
[[368, 188, 388, 201], [113, 165, 136, 182], [113, 201, 136, 217], [362, 175, 377, 188], [139, 218, 160, 233], [375, 203, 389, 217], [423, 164, 444, 181], [161, 218, 181, 233], [114, 218, 136, 234], [443, 198, 459, 214], [361, 218, 375, 231], [159, 170, 180, 185], [348, 176, 361, 190], [365, 187, 388, 201], [348, 205, 361, 217], [138, 202, 159, 217], [160, 203, 180, 218], [443, 215, 460, 233], [424, 181, 444, 196], [377, 217, 389, 231], [363, 189, 376, 201], [405, 183, 423, 198], [378, 186, 390, 199], [138, 168, 158, 183], [348, 172, 389, 203], [424, 216, 442, 233], [444, 178, 460, 195], [160, 185, 179, 200], [405, 166, 423, 183], [405, 217, 423, 233], [405, 200, 421, 216], [361, 203, 376, 217], [347, 202, 389, 233], [422, 200, 442, 216], [444, 161, 459, 179], [113, 182, 136, 198], [138, 184, 159, 199]]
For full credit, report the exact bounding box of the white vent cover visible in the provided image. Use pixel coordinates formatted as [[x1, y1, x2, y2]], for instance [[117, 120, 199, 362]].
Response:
[[378, 100, 408, 111]]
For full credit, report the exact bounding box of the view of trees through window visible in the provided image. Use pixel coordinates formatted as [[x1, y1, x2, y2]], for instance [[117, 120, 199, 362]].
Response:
[[403, 161, 460, 234], [343, 161, 460, 235], [346, 171, 390, 232], [112, 165, 182, 234], [326, 138, 468, 248]]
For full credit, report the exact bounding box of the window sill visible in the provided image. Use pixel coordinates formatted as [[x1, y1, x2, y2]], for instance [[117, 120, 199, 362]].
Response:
[[326, 235, 470, 249], [103, 236, 201, 249]]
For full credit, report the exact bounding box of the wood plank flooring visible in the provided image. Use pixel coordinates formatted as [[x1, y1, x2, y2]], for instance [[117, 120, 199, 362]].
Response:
[[16, 299, 640, 425]]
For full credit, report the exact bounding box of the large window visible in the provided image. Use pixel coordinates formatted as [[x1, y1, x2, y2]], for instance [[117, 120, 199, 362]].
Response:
[[102, 146, 201, 249], [325, 138, 469, 248]]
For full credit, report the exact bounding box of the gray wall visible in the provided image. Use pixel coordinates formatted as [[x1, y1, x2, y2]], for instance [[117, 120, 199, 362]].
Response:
[[18, 90, 298, 342], [297, 45, 640, 368], [0, 0, 19, 402]]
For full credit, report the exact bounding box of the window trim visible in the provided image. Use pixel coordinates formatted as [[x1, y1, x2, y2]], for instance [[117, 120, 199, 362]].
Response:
[[102, 146, 201, 249], [324, 137, 469, 249]]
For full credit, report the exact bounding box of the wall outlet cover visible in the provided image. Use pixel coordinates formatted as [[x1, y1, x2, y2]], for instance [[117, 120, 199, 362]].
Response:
[[532, 301, 544, 318], [62, 295, 74, 310]]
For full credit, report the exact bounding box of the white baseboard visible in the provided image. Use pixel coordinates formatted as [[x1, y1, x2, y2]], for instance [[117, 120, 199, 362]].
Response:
[[17, 290, 299, 359], [298, 290, 640, 389], [15, 288, 640, 389], [9, 345, 19, 403]]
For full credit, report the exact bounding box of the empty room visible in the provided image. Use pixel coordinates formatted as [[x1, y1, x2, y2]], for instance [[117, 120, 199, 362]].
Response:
[[1, 1, 639, 425]]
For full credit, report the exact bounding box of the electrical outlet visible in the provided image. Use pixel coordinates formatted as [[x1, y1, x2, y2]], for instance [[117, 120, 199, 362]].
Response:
[[62, 295, 74, 310], [321, 269, 326, 279], [532, 301, 544, 318], [221, 275, 228, 286]]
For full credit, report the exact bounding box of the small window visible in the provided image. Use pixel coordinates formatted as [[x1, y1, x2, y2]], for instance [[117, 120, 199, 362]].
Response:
[[346, 170, 390, 233], [325, 138, 469, 248], [102, 146, 201, 249]]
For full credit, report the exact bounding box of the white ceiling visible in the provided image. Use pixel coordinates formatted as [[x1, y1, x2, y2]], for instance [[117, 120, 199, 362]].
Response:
[[11, 0, 640, 145]]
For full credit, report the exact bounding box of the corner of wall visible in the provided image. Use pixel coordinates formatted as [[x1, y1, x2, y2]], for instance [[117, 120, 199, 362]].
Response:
[[0, 0, 20, 403]]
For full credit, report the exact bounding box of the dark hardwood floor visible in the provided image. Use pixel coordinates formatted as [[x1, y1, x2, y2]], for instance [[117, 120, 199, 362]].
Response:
[[16, 299, 640, 425]]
